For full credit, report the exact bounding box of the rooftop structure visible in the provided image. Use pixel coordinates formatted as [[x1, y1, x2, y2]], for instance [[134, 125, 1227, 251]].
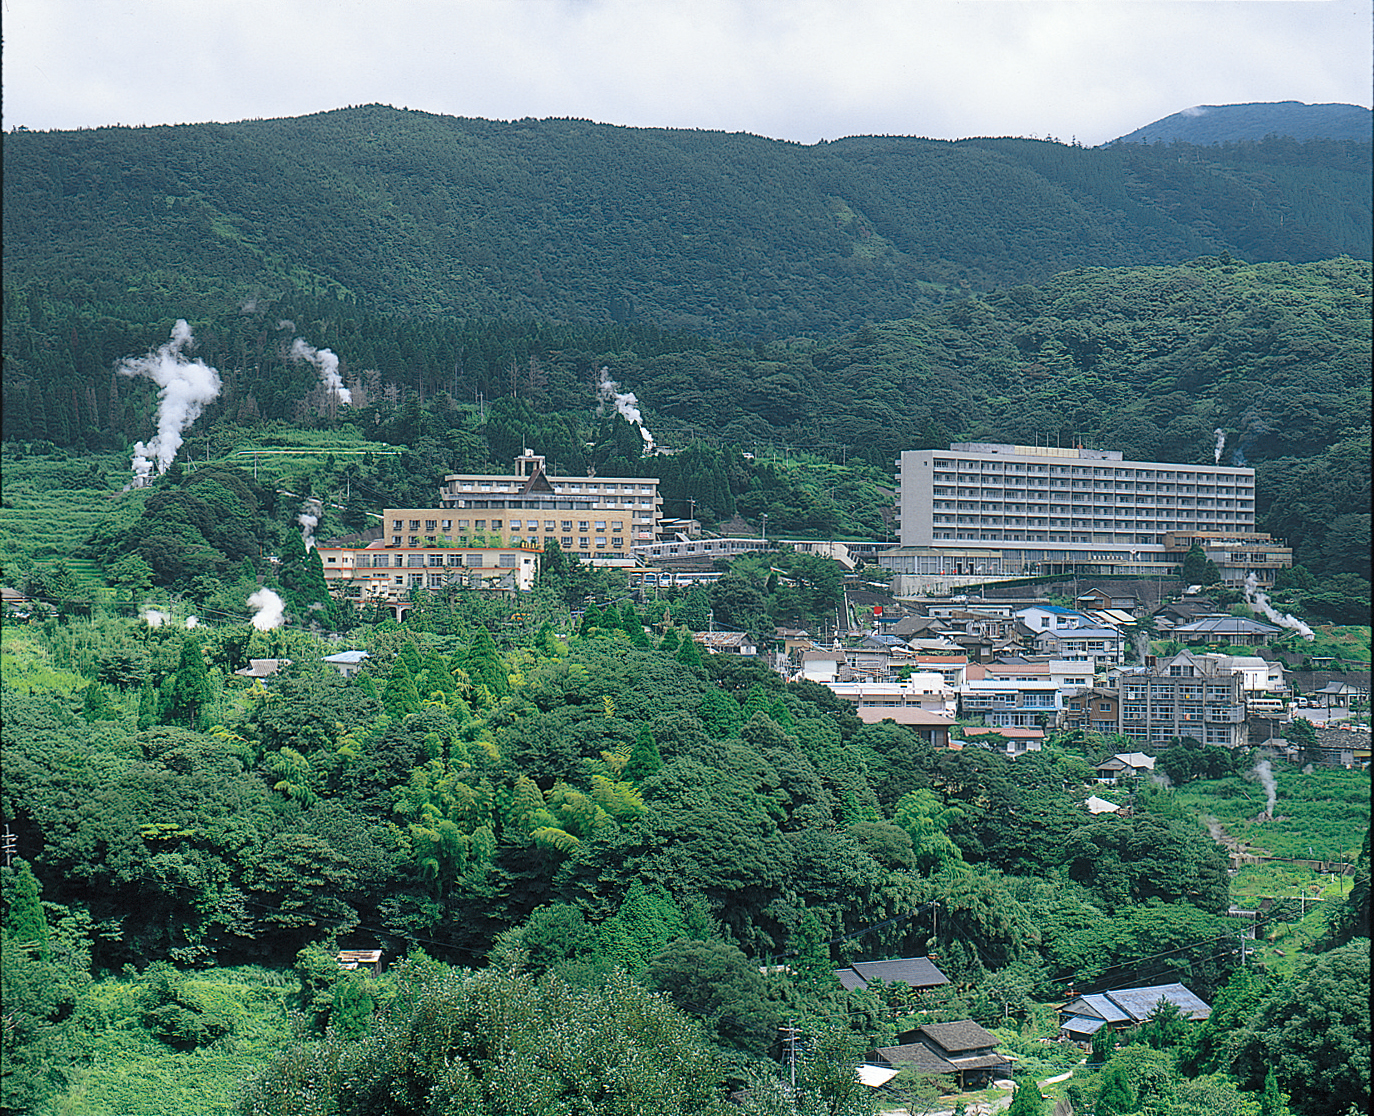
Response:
[[438, 451, 661, 566]]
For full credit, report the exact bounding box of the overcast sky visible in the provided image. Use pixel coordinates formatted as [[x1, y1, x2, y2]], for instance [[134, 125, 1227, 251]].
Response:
[[3, 0, 1369, 145]]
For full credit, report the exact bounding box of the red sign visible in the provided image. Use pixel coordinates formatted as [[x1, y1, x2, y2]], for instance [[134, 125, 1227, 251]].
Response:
[[873, 605, 883, 616]]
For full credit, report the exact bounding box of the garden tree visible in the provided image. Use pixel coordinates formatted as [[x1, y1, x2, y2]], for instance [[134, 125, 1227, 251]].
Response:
[[1061, 812, 1230, 914], [1234, 938, 1370, 1116], [789, 909, 835, 998], [235, 955, 730, 1116], [458, 625, 509, 704], [644, 937, 782, 1055], [1132, 996, 1191, 1050], [1178, 966, 1272, 1077], [1093, 1060, 1134, 1115], [1181, 542, 1209, 585], [1158, 736, 1239, 784], [1285, 716, 1321, 767], [1090, 1022, 1115, 1066], [1007, 1079, 1046, 1116], [1202, 558, 1222, 585]]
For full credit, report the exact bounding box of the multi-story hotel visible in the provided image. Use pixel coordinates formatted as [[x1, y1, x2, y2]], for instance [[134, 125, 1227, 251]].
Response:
[[435, 451, 662, 565], [887, 442, 1288, 585]]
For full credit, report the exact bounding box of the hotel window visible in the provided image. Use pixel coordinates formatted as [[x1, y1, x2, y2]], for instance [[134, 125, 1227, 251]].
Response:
[[410, 520, 421, 530], [562, 537, 573, 547], [491, 520, 502, 530], [562, 521, 573, 531], [596, 538, 607, 548], [425, 520, 437, 530], [545, 520, 556, 531], [579, 538, 590, 549], [579, 521, 589, 531], [612, 538, 624, 547]]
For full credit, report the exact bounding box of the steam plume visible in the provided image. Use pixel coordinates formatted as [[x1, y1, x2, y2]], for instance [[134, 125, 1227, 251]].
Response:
[[1213, 429, 1225, 465], [290, 339, 352, 404], [298, 497, 323, 552], [595, 368, 654, 452], [117, 321, 222, 479], [185, 616, 200, 629], [1244, 573, 1314, 640], [1133, 628, 1152, 664], [1250, 759, 1277, 816], [247, 587, 286, 631], [140, 606, 171, 628]]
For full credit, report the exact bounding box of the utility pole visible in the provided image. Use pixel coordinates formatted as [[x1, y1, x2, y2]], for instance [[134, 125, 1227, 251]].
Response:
[[2, 824, 16, 868], [779, 1020, 800, 1089]]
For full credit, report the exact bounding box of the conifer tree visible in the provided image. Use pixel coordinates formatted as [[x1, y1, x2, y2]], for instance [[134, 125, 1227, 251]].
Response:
[[1007, 1080, 1046, 1116], [4, 861, 49, 954], [623, 726, 663, 781], [675, 634, 702, 669], [382, 657, 422, 718], [163, 634, 212, 729]]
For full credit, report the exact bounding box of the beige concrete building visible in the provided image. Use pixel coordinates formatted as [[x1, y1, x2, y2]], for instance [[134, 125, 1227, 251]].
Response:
[[436, 451, 661, 566]]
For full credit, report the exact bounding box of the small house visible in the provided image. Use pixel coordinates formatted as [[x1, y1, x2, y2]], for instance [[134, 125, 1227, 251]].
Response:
[[1061, 982, 1211, 1041], [864, 1020, 1012, 1090], [834, 956, 950, 993]]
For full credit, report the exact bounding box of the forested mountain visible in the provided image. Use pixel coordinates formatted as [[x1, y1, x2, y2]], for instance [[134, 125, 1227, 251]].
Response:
[[4, 105, 1370, 339], [1112, 101, 1373, 147]]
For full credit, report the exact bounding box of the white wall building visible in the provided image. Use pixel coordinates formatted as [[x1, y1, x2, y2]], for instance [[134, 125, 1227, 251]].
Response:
[[891, 443, 1259, 582]]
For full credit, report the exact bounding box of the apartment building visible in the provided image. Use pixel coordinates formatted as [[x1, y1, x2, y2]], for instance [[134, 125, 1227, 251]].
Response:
[[317, 539, 539, 599], [1162, 531, 1294, 587], [437, 451, 661, 566], [1116, 651, 1248, 749], [960, 660, 1095, 729], [889, 443, 1285, 582]]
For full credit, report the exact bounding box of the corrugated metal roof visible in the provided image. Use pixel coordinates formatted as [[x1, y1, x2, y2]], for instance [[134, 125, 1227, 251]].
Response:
[[1107, 983, 1212, 1021], [836, 956, 950, 991]]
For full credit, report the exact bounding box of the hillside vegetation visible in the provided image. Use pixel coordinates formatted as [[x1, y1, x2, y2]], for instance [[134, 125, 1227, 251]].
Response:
[[1112, 100, 1373, 146], [4, 106, 1369, 340]]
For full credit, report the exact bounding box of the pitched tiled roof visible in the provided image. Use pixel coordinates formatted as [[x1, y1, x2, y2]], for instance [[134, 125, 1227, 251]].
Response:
[[835, 956, 950, 992], [919, 1020, 1000, 1054], [868, 1043, 956, 1074]]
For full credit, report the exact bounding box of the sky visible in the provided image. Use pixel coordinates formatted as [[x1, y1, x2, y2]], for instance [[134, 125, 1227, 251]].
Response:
[[2, 0, 1370, 145]]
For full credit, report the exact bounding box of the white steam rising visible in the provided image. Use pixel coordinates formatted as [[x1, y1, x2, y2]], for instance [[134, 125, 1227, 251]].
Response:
[[595, 368, 654, 452], [140, 607, 172, 628], [1181, 106, 1209, 118], [118, 321, 222, 479], [1244, 573, 1314, 640], [290, 339, 351, 404], [1250, 758, 1277, 816], [247, 587, 286, 631], [184, 616, 200, 629], [298, 497, 323, 552], [1213, 428, 1226, 465]]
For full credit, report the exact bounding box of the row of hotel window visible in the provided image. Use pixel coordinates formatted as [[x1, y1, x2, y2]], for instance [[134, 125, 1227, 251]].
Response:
[[929, 461, 1247, 479], [394, 519, 626, 532]]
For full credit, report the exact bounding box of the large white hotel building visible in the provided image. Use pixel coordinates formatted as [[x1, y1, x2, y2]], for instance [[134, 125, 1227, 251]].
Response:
[[888, 442, 1287, 586]]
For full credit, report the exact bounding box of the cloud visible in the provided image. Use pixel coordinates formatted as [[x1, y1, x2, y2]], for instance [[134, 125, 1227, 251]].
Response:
[[3, 1, 1368, 146]]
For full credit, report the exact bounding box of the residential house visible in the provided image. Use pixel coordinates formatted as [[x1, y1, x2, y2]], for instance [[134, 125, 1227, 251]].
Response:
[[958, 725, 1044, 756], [834, 956, 950, 993], [1116, 651, 1248, 749], [694, 631, 758, 656], [797, 650, 848, 683], [336, 949, 383, 975], [824, 675, 955, 745], [322, 650, 370, 677], [1032, 625, 1126, 671], [1151, 598, 1221, 631], [233, 658, 292, 678], [1060, 983, 1211, 1041], [1015, 604, 1096, 633], [1199, 654, 1287, 694], [960, 660, 1094, 730], [910, 654, 970, 688], [1065, 687, 1121, 735], [1076, 587, 1140, 612], [1094, 752, 1156, 782], [1171, 615, 1281, 647], [864, 1021, 1013, 1091]]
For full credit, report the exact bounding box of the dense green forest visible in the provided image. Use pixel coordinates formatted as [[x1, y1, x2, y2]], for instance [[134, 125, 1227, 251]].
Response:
[[3, 598, 1368, 1114], [1111, 100, 1372, 146], [4, 107, 1370, 337]]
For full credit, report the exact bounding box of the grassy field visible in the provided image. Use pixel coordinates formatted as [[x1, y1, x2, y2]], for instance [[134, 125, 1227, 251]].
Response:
[[53, 968, 296, 1116], [0, 451, 142, 588], [1173, 762, 1368, 866]]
